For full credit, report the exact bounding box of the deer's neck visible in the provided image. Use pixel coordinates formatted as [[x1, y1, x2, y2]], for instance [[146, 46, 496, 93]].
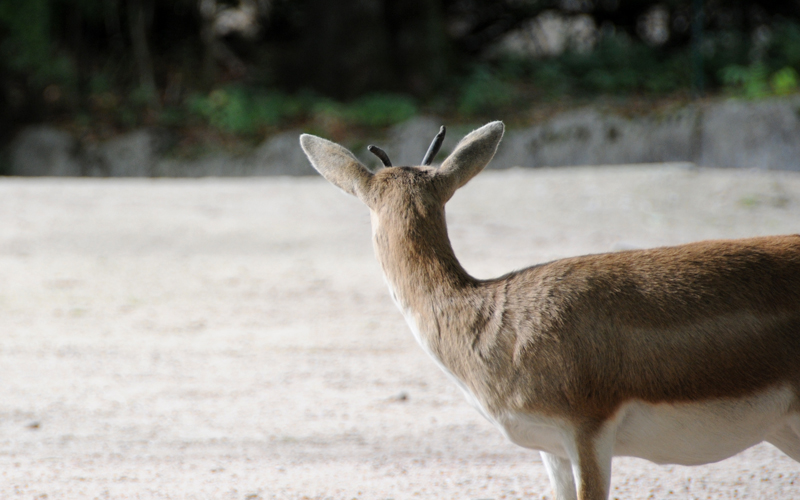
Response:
[[371, 206, 511, 418], [371, 208, 477, 314], [370, 205, 499, 372]]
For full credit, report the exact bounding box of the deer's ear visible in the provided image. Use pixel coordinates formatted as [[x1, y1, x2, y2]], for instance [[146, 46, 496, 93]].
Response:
[[436, 121, 504, 200], [300, 134, 373, 201]]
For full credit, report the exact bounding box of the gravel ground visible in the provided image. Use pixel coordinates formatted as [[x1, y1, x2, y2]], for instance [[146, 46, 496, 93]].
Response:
[[1, 164, 799, 499]]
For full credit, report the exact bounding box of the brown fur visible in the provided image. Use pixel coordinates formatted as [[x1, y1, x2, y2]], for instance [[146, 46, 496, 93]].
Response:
[[359, 157, 800, 423], [371, 165, 800, 413], [300, 122, 800, 500]]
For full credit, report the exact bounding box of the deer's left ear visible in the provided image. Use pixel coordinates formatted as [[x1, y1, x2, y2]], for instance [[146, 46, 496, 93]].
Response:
[[435, 121, 504, 200], [300, 134, 374, 202]]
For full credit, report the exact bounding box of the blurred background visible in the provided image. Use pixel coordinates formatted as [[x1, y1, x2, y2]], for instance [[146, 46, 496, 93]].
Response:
[[2, 0, 800, 175]]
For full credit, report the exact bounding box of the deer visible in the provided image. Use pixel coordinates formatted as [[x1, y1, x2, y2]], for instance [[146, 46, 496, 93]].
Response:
[[299, 121, 800, 500]]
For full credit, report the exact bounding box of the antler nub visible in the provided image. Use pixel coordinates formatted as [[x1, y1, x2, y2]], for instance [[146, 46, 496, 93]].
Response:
[[421, 125, 446, 166], [367, 145, 392, 167]]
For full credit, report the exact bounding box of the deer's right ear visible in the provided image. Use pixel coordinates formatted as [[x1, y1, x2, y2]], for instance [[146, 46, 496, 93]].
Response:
[[300, 134, 374, 201], [435, 121, 504, 201]]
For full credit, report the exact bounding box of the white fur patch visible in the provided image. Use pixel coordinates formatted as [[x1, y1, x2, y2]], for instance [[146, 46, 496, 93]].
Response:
[[498, 412, 572, 457], [612, 385, 797, 465], [497, 385, 798, 466]]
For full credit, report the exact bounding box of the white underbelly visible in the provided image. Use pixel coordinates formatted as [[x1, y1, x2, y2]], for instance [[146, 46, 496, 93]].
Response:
[[496, 385, 796, 465], [612, 385, 796, 465], [496, 412, 572, 456]]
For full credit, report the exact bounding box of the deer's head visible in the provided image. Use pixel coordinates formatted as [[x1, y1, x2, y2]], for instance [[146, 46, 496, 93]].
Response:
[[299, 122, 505, 220]]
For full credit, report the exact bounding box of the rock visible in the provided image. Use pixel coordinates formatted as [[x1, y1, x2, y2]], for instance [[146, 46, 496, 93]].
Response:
[[492, 107, 699, 169], [7, 97, 800, 176], [8, 126, 81, 176], [250, 130, 316, 175], [89, 129, 171, 177], [387, 391, 409, 402], [384, 116, 441, 167], [155, 130, 315, 177], [382, 111, 700, 171], [700, 97, 800, 170], [383, 116, 466, 168], [155, 154, 244, 177]]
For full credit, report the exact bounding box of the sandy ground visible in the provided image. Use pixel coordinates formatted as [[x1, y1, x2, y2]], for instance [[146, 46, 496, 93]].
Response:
[[1, 164, 799, 500]]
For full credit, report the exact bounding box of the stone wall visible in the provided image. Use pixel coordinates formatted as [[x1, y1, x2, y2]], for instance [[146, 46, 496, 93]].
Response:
[[5, 96, 800, 176]]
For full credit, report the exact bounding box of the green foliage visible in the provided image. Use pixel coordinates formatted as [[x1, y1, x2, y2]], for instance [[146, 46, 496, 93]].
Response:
[[340, 93, 418, 128], [766, 22, 800, 71], [555, 35, 689, 95], [707, 21, 800, 97], [720, 64, 798, 99], [129, 85, 158, 108], [495, 23, 798, 98], [188, 88, 417, 134], [89, 73, 113, 95], [157, 106, 187, 128], [188, 87, 306, 134], [720, 64, 770, 99], [0, 0, 50, 71], [771, 67, 800, 95], [701, 30, 750, 86], [5, 1, 800, 138], [310, 93, 418, 129], [494, 34, 692, 98], [0, 0, 75, 85], [459, 67, 516, 116]]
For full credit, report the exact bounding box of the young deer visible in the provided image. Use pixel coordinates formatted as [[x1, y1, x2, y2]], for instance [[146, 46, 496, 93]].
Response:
[[300, 122, 800, 500]]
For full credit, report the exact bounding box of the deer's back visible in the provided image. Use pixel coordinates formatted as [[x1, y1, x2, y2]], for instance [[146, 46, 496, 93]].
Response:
[[487, 235, 800, 418]]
